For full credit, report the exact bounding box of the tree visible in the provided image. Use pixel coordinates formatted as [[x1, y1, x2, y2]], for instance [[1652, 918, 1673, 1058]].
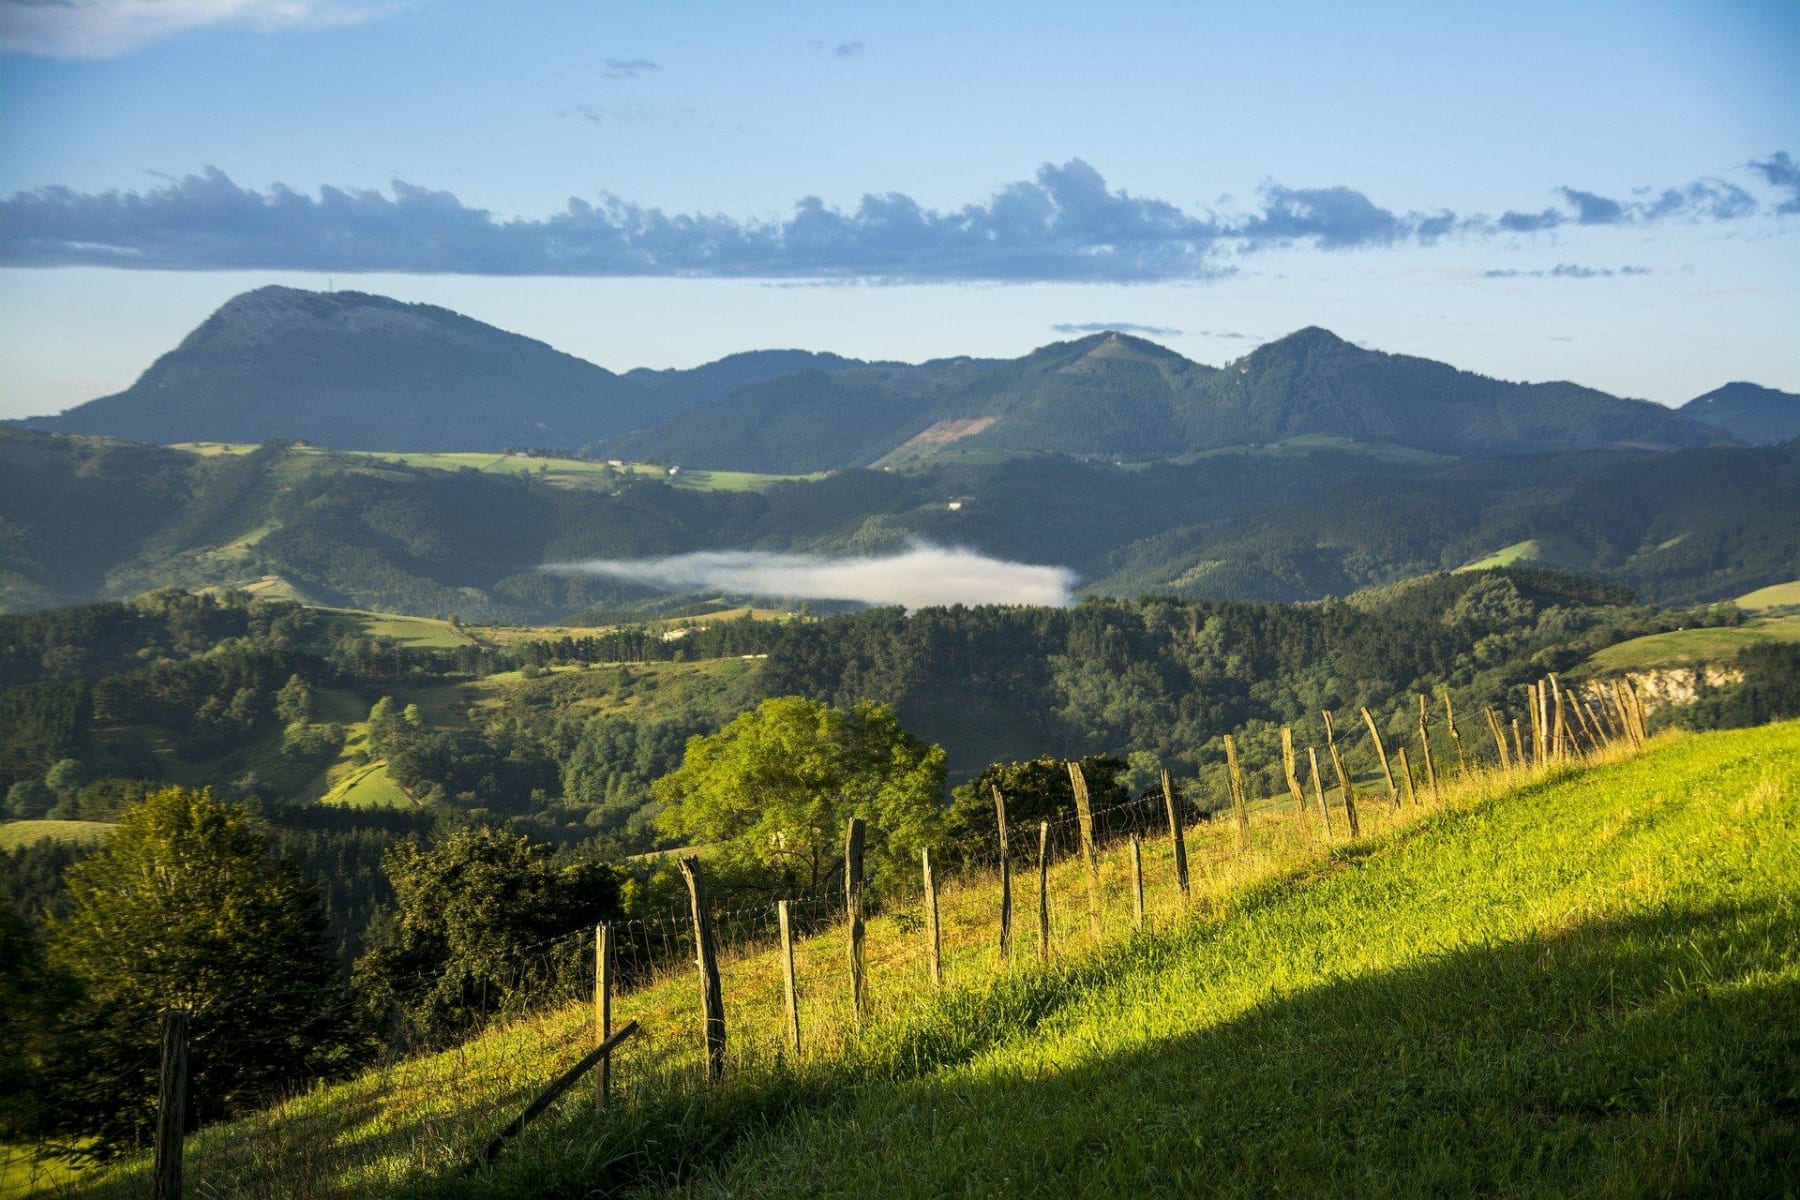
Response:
[[273, 673, 314, 724], [944, 754, 1130, 853], [654, 697, 946, 895], [352, 827, 619, 1047], [4, 779, 53, 820], [35, 787, 360, 1159], [43, 758, 86, 799]]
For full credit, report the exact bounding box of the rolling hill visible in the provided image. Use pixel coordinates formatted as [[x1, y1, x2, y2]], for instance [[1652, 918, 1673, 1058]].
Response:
[[1679, 381, 1800, 445]]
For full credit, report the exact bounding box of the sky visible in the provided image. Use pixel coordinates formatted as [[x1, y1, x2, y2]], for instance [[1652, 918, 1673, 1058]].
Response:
[[0, 0, 1796, 420]]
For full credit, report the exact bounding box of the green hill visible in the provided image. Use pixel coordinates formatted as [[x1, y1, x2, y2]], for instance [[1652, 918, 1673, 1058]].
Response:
[[60, 721, 1800, 1198], [1680, 381, 1800, 446]]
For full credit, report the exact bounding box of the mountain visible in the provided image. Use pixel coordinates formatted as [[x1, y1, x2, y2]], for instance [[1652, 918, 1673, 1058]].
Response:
[[1679, 383, 1800, 446], [25, 286, 668, 452], [608, 327, 1730, 471], [620, 349, 880, 407]]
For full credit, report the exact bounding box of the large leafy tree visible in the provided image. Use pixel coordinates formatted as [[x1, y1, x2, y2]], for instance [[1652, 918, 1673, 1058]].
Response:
[[36, 787, 360, 1159], [352, 827, 619, 1047], [654, 697, 946, 895]]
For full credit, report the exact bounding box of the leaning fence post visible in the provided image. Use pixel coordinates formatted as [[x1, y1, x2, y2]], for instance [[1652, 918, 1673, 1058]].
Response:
[[1441, 686, 1467, 772], [594, 922, 612, 1109], [1396, 745, 1418, 807], [1485, 707, 1511, 774], [993, 784, 1012, 963], [1223, 734, 1251, 854], [1361, 707, 1399, 808], [1036, 819, 1051, 963], [778, 899, 801, 1058], [922, 847, 943, 988], [844, 817, 868, 1027], [1067, 762, 1103, 939], [1280, 727, 1308, 828], [1324, 712, 1360, 839], [1161, 768, 1190, 898], [154, 1009, 189, 1200], [1129, 834, 1145, 930], [678, 857, 726, 1081], [1417, 694, 1440, 801], [1308, 746, 1335, 839]]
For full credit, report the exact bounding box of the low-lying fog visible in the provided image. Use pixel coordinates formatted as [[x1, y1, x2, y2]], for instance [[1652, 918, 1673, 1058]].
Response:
[[547, 544, 1077, 609]]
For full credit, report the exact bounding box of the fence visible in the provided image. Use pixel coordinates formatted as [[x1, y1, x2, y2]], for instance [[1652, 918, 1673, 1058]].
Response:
[[7, 673, 1652, 1198]]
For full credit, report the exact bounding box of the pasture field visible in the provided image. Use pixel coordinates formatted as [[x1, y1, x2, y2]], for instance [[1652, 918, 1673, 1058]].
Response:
[[169, 443, 822, 493], [0, 820, 112, 850], [52, 721, 1800, 1199], [1736, 578, 1800, 611], [1584, 613, 1800, 672]]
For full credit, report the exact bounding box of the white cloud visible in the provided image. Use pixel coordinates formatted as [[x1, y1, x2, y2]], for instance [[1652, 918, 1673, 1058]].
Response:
[[548, 544, 1077, 609], [1, 0, 409, 59]]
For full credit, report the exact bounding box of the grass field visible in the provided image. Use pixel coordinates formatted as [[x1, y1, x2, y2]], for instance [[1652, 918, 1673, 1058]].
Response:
[[170, 443, 822, 494], [1584, 614, 1800, 672], [1736, 579, 1800, 612], [50, 721, 1800, 1199], [0, 820, 112, 849]]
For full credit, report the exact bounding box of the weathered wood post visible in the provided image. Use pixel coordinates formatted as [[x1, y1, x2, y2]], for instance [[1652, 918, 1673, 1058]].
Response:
[[1485, 708, 1511, 773], [1549, 674, 1569, 761], [844, 817, 868, 1027], [1527, 682, 1545, 765], [1308, 746, 1335, 838], [1360, 707, 1399, 809], [1417, 693, 1440, 801], [1067, 761, 1103, 939], [922, 847, 942, 988], [594, 923, 612, 1109], [1280, 727, 1309, 840], [778, 899, 801, 1057], [1569, 688, 1601, 753], [1223, 734, 1251, 854], [1129, 834, 1145, 930], [1324, 712, 1360, 839], [154, 1009, 189, 1200], [993, 784, 1013, 962], [1036, 820, 1051, 963], [1441, 686, 1466, 772], [1161, 768, 1190, 898], [1396, 745, 1418, 807], [679, 857, 726, 1081]]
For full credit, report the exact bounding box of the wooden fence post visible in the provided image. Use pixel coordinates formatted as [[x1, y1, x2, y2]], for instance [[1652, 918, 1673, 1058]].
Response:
[[1036, 820, 1051, 963], [922, 847, 942, 988], [473, 1022, 640, 1169], [1067, 762, 1103, 939], [154, 1009, 189, 1200], [594, 923, 612, 1109], [1485, 708, 1511, 773], [778, 899, 801, 1058], [1161, 768, 1190, 898], [1441, 687, 1466, 772], [1130, 834, 1145, 930], [1223, 735, 1251, 854], [1527, 682, 1545, 765], [1308, 747, 1335, 839], [1280, 727, 1309, 841], [844, 817, 868, 1027], [993, 784, 1012, 962], [1549, 674, 1568, 761], [1417, 694, 1440, 801], [1396, 745, 1418, 807], [678, 857, 726, 1081], [1324, 713, 1360, 839], [1360, 707, 1399, 808], [1512, 718, 1526, 765]]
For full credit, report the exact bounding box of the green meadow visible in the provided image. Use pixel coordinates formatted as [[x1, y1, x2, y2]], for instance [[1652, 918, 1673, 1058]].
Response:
[[1584, 614, 1800, 672], [54, 721, 1800, 1199]]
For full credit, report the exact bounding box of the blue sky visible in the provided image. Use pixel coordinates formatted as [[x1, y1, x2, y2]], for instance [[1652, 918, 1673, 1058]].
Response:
[[1, 0, 1795, 419]]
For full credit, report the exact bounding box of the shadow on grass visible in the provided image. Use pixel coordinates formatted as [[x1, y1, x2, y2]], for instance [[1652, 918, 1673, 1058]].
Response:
[[448, 900, 1800, 1199]]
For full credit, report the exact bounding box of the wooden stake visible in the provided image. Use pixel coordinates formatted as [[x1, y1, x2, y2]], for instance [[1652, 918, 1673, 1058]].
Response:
[[1396, 745, 1418, 807], [1360, 707, 1399, 808], [1067, 761, 1103, 939], [1441, 686, 1466, 771], [1308, 747, 1334, 839], [1035, 819, 1051, 963], [922, 847, 942, 988], [1161, 768, 1190, 898], [594, 923, 612, 1109], [1223, 734, 1251, 854], [1417, 694, 1440, 801], [1549, 674, 1568, 761], [1129, 834, 1145, 930], [1280, 727, 1307, 816], [1484, 707, 1511, 773], [474, 1022, 640, 1169], [778, 899, 801, 1057], [1327, 737, 1360, 839], [154, 1009, 188, 1200], [678, 857, 726, 1081], [992, 784, 1012, 962], [844, 817, 868, 1027]]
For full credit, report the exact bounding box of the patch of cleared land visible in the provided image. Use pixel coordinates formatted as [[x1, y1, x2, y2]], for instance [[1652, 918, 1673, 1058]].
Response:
[[1585, 614, 1800, 672], [0, 819, 114, 849], [1736, 579, 1800, 611]]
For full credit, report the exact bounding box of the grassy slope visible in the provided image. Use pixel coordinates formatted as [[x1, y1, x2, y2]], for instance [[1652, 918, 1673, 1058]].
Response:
[[1736, 579, 1800, 611], [1584, 614, 1800, 672], [0, 820, 112, 849], [674, 722, 1800, 1199], [60, 722, 1800, 1199]]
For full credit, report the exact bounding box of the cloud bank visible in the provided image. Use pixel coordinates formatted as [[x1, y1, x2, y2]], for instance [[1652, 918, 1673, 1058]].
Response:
[[1052, 321, 1183, 337], [0, 155, 1789, 281], [548, 545, 1077, 609], [1482, 263, 1654, 280], [0, 0, 405, 59]]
